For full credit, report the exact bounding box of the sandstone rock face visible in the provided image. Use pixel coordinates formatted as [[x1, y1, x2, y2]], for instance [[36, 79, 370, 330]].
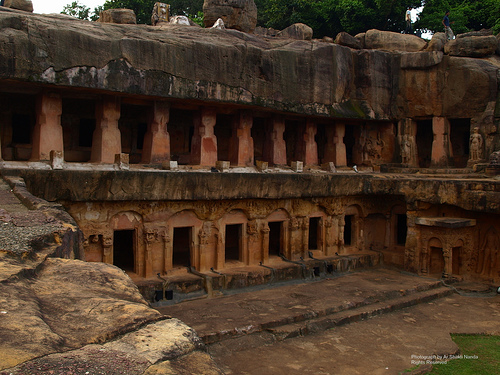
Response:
[[425, 32, 447, 52], [203, 0, 257, 33], [3, 0, 33, 12], [457, 29, 493, 38], [444, 35, 498, 57], [335, 32, 362, 49], [365, 29, 427, 52], [496, 34, 500, 56], [277, 23, 313, 40], [400, 51, 443, 69], [99, 8, 136, 24]]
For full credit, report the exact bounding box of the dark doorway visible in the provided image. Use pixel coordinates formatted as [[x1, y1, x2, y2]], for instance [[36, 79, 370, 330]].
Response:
[[225, 224, 242, 261], [396, 214, 407, 245], [449, 119, 470, 168], [173, 227, 192, 268], [268, 221, 283, 256], [344, 125, 355, 166], [315, 124, 327, 163], [113, 230, 135, 271], [416, 120, 433, 168], [284, 120, 300, 164], [78, 119, 95, 148], [309, 217, 321, 250], [344, 215, 353, 246], [169, 108, 194, 165], [251, 117, 267, 162], [215, 114, 232, 161], [452, 247, 462, 275]]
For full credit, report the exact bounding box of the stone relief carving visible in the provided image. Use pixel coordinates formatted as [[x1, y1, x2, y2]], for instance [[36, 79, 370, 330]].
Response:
[[475, 227, 499, 278], [469, 127, 484, 161]]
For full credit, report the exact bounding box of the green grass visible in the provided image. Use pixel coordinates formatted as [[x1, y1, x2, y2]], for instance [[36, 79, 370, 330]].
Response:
[[427, 334, 500, 375]]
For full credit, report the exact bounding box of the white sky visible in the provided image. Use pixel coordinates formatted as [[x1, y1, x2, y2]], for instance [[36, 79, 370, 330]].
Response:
[[33, 0, 105, 14]]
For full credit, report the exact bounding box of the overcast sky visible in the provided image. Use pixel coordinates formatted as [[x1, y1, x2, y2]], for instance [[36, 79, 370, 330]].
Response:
[[33, 0, 104, 14]]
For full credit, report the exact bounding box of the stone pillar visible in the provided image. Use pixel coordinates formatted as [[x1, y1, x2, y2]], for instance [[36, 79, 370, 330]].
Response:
[[300, 120, 318, 165], [431, 117, 452, 167], [338, 215, 345, 254], [384, 214, 392, 249], [263, 115, 287, 165], [324, 216, 335, 256], [162, 229, 172, 272], [91, 96, 121, 163], [442, 244, 452, 278], [229, 110, 254, 166], [142, 101, 170, 164], [260, 222, 270, 264], [31, 93, 63, 161], [102, 235, 113, 265], [301, 217, 309, 258], [288, 217, 300, 260], [404, 210, 419, 273], [324, 123, 347, 166], [198, 226, 209, 272], [398, 118, 418, 166], [191, 107, 217, 166]]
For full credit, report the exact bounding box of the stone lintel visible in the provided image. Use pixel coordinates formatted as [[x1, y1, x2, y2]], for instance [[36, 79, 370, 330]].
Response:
[[415, 217, 476, 228]]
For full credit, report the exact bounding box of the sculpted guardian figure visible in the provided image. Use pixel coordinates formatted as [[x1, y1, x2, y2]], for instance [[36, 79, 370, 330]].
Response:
[[469, 127, 483, 161]]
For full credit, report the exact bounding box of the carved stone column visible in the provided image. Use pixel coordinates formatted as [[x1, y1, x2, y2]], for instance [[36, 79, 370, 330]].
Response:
[[198, 226, 209, 272], [142, 101, 170, 164], [143, 230, 158, 278], [404, 210, 419, 273], [300, 120, 318, 166], [442, 244, 452, 278], [301, 217, 309, 258], [289, 217, 300, 259], [259, 222, 270, 264], [398, 118, 418, 167], [229, 109, 254, 166], [431, 117, 452, 167], [324, 123, 347, 166], [102, 235, 113, 265], [31, 92, 63, 161], [191, 107, 217, 166], [338, 215, 345, 254], [263, 115, 287, 165], [91, 96, 121, 163], [162, 229, 172, 272]]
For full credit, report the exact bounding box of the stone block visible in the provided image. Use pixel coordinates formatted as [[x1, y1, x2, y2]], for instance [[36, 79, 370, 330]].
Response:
[[444, 35, 498, 57], [203, 0, 257, 33], [216, 161, 230, 172], [3, 0, 33, 12], [50, 150, 64, 170], [256, 160, 268, 171], [114, 153, 129, 170], [335, 32, 361, 49], [162, 161, 178, 171], [321, 162, 336, 172], [291, 161, 303, 172], [98, 9, 136, 24], [278, 23, 313, 41]]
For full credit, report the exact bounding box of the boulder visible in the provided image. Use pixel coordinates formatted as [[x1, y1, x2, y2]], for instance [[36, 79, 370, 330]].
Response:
[[457, 29, 493, 39], [254, 26, 279, 37], [444, 35, 498, 57], [277, 23, 313, 41], [400, 51, 443, 69], [203, 0, 257, 33], [170, 15, 190, 26], [3, 0, 33, 12], [496, 34, 500, 56], [355, 32, 366, 49], [335, 32, 362, 49], [98, 9, 136, 24], [425, 32, 447, 52], [364, 29, 427, 52]]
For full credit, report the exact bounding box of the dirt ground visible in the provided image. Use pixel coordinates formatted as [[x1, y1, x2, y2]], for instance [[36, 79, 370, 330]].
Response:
[[207, 293, 500, 375]]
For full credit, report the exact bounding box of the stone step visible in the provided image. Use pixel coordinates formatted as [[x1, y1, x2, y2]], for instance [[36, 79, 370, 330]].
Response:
[[200, 282, 451, 345]]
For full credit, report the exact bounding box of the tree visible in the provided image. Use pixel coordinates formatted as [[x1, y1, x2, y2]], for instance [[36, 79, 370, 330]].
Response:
[[62, 1, 103, 21], [415, 0, 500, 35]]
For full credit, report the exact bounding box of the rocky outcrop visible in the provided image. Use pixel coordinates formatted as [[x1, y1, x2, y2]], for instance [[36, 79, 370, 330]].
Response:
[[203, 0, 257, 33], [335, 32, 362, 49], [3, 0, 32, 12], [364, 29, 427, 52], [98, 8, 137, 24], [457, 29, 493, 38], [400, 51, 443, 69], [425, 32, 447, 52], [277, 23, 313, 40], [444, 35, 498, 57]]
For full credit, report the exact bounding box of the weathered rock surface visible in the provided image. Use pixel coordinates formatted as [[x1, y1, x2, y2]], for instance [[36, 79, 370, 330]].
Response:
[[364, 29, 427, 52], [3, 0, 32, 12], [400, 51, 443, 69], [444, 35, 498, 57], [457, 29, 493, 38], [277, 23, 313, 41], [335, 31, 361, 49], [203, 0, 257, 33], [496, 33, 500, 56], [98, 8, 137, 24], [425, 32, 447, 52]]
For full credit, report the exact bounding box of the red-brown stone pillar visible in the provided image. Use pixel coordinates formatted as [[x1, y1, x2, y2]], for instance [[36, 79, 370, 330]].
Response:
[[229, 110, 254, 166], [191, 107, 217, 166], [142, 101, 170, 164], [324, 123, 347, 166], [300, 120, 318, 166], [31, 93, 63, 161], [263, 115, 287, 165], [431, 117, 453, 167], [90, 96, 121, 163]]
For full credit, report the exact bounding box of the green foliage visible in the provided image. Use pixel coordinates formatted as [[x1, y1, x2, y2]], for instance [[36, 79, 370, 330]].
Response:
[[168, 0, 203, 19], [415, 0, 500, 35], [427, 334, 500, 375], [62, 1, 91, 20]]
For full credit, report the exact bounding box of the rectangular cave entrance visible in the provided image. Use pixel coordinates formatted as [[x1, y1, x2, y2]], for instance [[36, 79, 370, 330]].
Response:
[[344, 125, 355, 166], [344, 215, 353, 246], [449, 118, 470, 168], [416, 119, 433, 168], [268, 221, 283, 257], [113, 229, 135, 272], [396, 214, 407, 245], [172, 227, 192, 268], [308, 217, 321, 250], [215, 114, 232, 162], [225, 224, 242, 262]]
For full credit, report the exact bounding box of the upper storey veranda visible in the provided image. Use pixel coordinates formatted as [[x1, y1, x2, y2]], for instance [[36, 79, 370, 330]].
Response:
[[0, 7, 499, 122]]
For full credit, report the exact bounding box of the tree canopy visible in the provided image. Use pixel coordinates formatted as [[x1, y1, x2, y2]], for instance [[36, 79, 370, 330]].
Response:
[[61, 0, 499, 36]]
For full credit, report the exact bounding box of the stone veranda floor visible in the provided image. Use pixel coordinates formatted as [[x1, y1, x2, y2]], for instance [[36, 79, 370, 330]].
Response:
[[157, 269, 500, 375]]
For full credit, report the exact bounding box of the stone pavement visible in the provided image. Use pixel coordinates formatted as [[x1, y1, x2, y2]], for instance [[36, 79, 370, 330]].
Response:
[[157, 269, 500, 374]]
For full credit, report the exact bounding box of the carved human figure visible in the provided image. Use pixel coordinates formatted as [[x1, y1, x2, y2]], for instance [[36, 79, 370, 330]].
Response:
[[400, 135, 412, 164], [469, 127, 483, 161], [478, 229, 499, 277]]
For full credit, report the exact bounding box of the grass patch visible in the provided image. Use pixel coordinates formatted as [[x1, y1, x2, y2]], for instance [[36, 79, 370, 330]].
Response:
[[427, 334, 500, 375]]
